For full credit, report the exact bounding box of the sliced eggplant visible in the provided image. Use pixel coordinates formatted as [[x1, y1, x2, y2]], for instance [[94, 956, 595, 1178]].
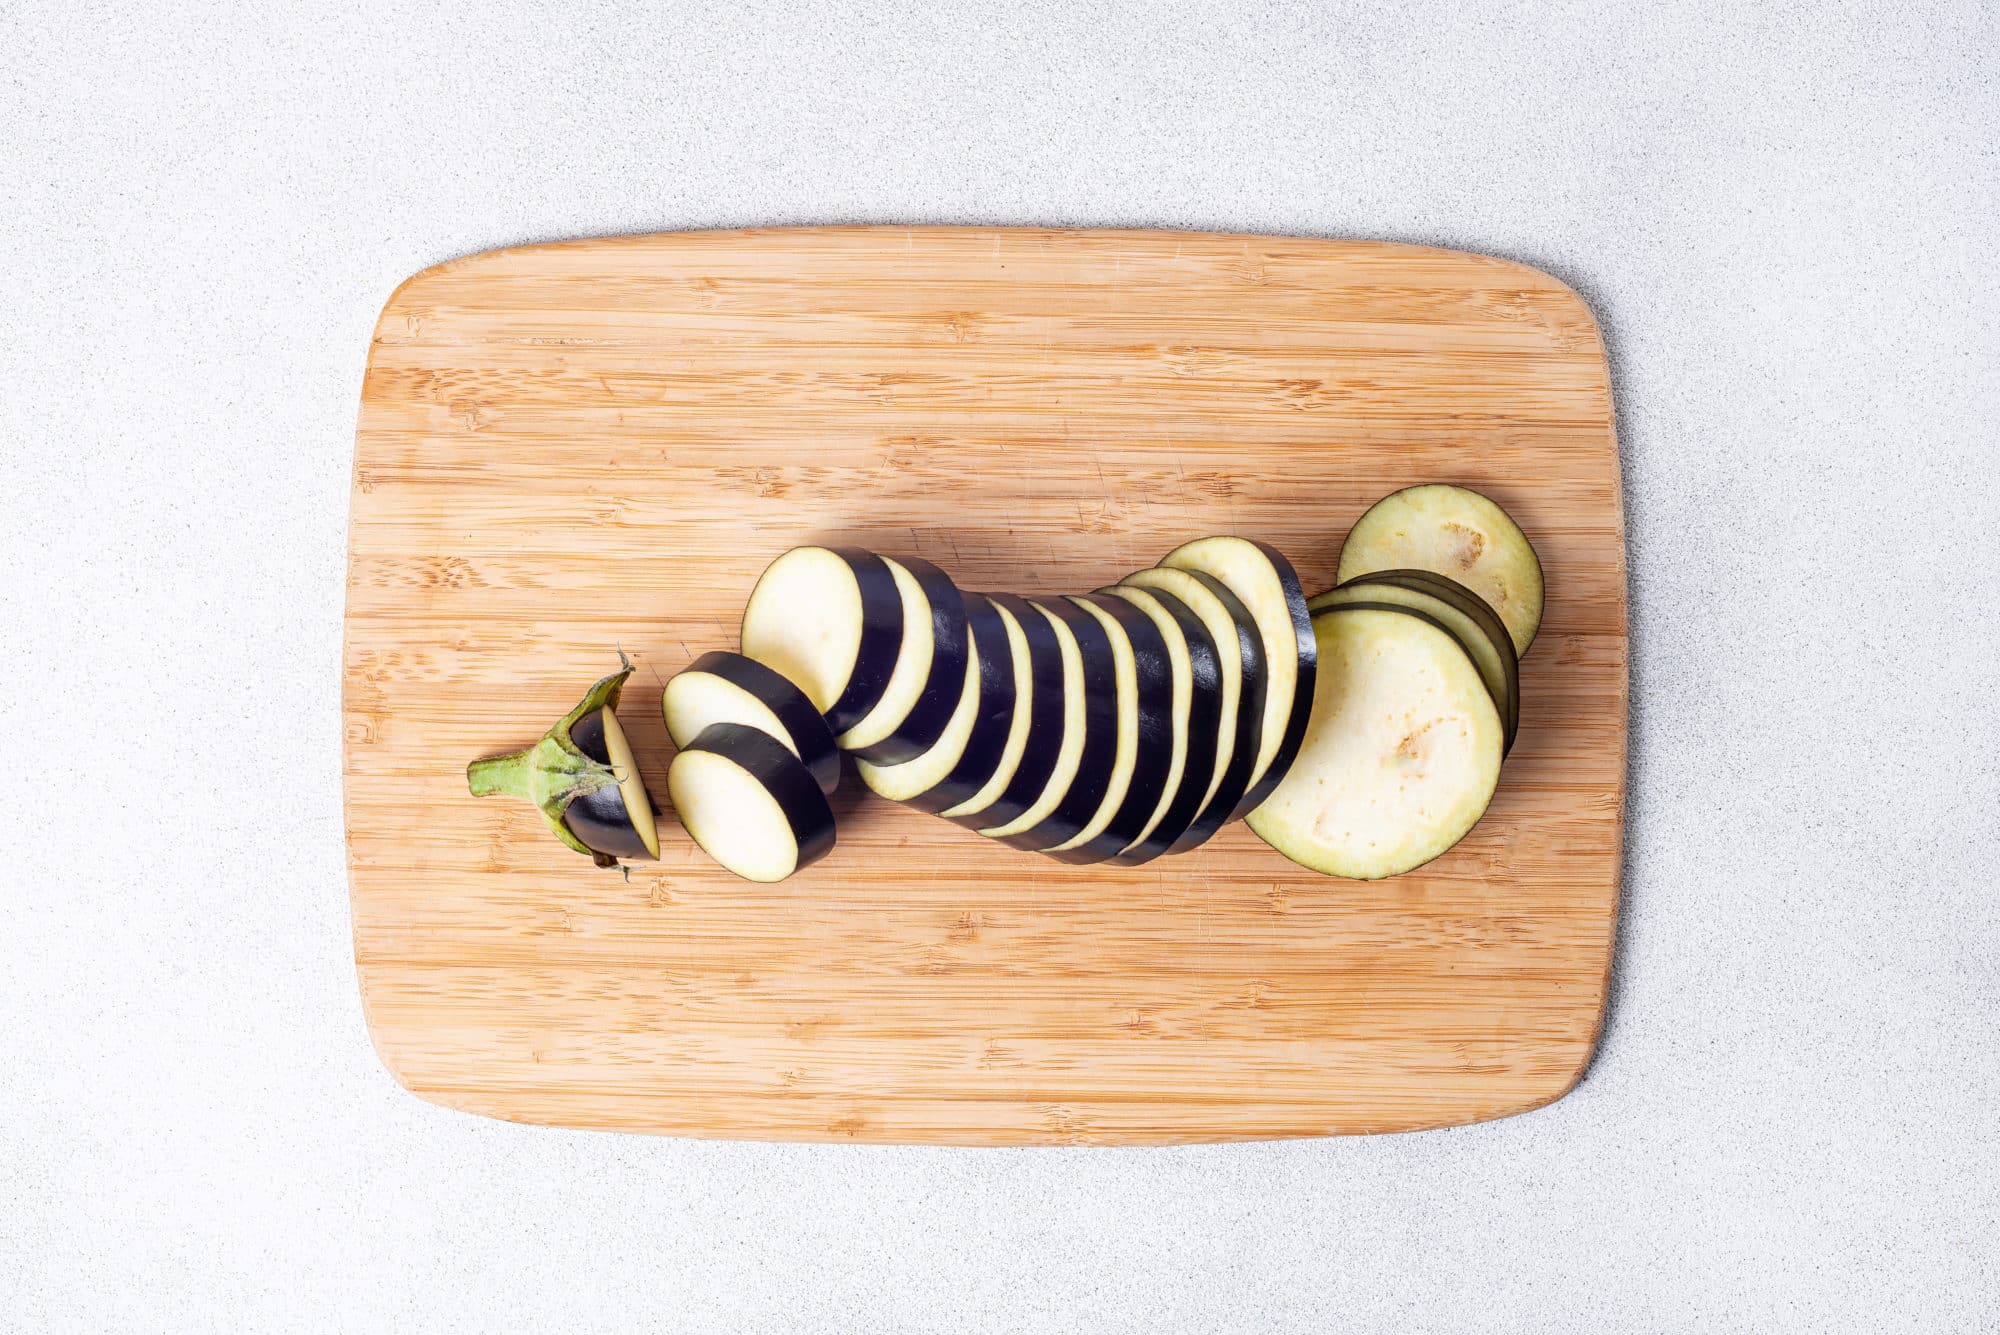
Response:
[[1246, 605, 1502, 880], [466, 660, 661, 867], [1308, 570, 1520, 753], [1157, 536, 1315, 814], [668, 722, 836, 883], [663, 650, 841, 794], [836, 555, 970, 764], [740, 546, 901, 734], [1099, 583, 1222, 865], [1336, 483, 1545, 653], [980, 597, 1116, 851], [856, 592, 1016, 813], [1119, 566, 1266, 853], [940, 592, 1065, 831], [1044, 593, 1175, 865]]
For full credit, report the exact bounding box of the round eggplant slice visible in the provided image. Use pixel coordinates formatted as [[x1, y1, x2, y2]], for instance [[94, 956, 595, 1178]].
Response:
[[668, 722, 836, 883], [1099, 583, 1221, 866], [465, 659, 660, 867], [1157, 536, 1315, 815], [1308, 570, 1520, 754], [940, 592, 1064, 831], [980, 597, 1116, 852], [1246, 604, 1502, 880], [857, 592, 1017, 813], [740, 546, 902, 735], [663, 650, 841, 794], [1120, 566, 1266, 852], [1336, 483, 1545, 653], [1044, 593, 1175, 865], [564, 706, 664, 861], [838, 555, 970, 765]]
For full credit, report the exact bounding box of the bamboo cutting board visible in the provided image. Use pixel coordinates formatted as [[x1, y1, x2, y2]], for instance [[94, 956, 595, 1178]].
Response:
[[345, 227, 1626, 1145]]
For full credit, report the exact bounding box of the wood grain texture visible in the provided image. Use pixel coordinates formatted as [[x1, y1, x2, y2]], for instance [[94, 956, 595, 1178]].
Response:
[[344, 227, 1627, 1144]]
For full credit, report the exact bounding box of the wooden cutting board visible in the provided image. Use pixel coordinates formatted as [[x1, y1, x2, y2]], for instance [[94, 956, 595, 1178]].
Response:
[[345, 227, 1626, 1145]]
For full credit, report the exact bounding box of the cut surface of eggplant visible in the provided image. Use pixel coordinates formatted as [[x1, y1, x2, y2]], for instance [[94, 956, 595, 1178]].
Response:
[[980, 597, 1116, 851], [1336, 483, 1545, 653], [941, 592, 1064, 830], [1246, 605, 1502, 880], [856, 593, 1016, 812], [662, 650, 841, 794], [1100, 583, 1221, 865], [668, 722, 836, 883], [1045, 593, 1174, 864], [838, 555, 970, 764], [1119, 566, 1265, 852], [739, 546, 901, 734], [564, 706, 662, 862], [1158, 536, 1315, 814], [1308, 571, 1520, 753]]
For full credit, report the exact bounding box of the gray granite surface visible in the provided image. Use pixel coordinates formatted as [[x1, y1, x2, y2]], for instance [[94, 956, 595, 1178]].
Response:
[[2, 2, 1994, 1330]]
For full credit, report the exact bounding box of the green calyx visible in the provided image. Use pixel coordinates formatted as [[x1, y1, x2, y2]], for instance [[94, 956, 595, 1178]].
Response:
[[466, 655, 634, 865]]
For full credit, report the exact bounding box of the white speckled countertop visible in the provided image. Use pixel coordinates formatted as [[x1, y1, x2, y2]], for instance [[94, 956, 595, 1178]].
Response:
[[3, 2, 1994, 1330]]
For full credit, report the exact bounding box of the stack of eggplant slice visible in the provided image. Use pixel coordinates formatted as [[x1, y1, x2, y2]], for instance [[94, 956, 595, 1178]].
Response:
[[1246, 485, 1543, 879], [469, 484, 1542, 885], [659, 536, 1319, 881]]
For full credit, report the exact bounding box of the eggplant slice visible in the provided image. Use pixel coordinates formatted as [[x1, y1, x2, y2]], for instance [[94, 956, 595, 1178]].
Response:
[[1120, 566, 1266, 853], [941, 592, 1065, 831], [857, 592, 1017, 813], [668, 722, 836, 883], [1158, 536, 1315, 814], [1336, 483, 1545, 654], [980, 597, 1117, 851], [1308, 570, 1520, 753], [663, 650, 842, 794], [1100, 583, 1222, 865], [837, 555, 970, 764], [740, 546, 902, 734], [1044, 593, 1175, 865], [1246, 604, 1502, 880]]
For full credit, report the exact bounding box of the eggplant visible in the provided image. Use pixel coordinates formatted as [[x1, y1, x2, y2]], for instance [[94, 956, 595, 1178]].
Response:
[[662, 650, 842, 795], [1336, 483, 1545, 653], [979, 597, 1117, 851], [1309, 569, 1520, 753], [856, 592, 1017, 813], [836, 555, 971, 764], [668, 722, 837, 883], [1246, 604, 1503, 879], [740, 546, 902, 735], [1098, 582, 1222, 865], [1120, 566, 1267, 851], [1043, 593, 1175, 865], [465, 659, 661, 867], [939, 592, 1065, 831], [1157, 536, 1314, 815]]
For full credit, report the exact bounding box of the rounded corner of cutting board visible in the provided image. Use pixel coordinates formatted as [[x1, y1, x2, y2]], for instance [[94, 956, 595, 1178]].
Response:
[[342, 225, 1627, 1145]]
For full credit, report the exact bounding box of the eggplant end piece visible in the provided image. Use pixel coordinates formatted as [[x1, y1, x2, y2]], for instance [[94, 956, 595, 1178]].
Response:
[[466, 660, 662, 866]]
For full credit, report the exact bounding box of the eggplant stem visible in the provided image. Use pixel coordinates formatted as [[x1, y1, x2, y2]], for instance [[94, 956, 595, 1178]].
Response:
[[466, 748, 535, 800]]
